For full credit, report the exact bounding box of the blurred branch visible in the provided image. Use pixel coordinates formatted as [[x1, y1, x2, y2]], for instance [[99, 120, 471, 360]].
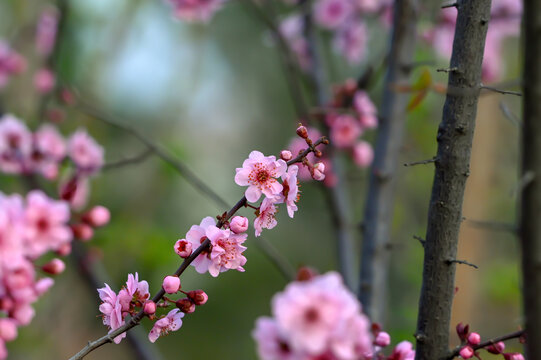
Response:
[[102, 148, 153, 171], [465, 219, 517, 233], [499, 101, 521, 127], [480, 83, 522, 97], [68, 139, 328, 360]]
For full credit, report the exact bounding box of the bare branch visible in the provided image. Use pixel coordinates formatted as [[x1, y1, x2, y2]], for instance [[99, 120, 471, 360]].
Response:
[[499, 101, 521, 127], [480, 83, 522, 96], [465, 219, 518, 233], [447, 329, 525, 359], [102, 148, 153, 171], [404, 157, 437, 167], [446, 258, 478, 269]]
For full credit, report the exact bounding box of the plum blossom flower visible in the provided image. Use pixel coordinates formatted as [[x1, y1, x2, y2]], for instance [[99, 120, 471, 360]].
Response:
[[162, 276, 181, 294], [279, 165, 300, 218], [252, 317, 301, 360], [97, 284, 126, 344], [31, 124, 65, 179], [174, 239, 193, 258], [33, 68, 55, 94], [0, 42, 26, 89], [330, 114, 363, 148], [230, 216, 249, 234], [23, 190, 72, 259], [185, 216, 216, 274], [235, 151, 287, 203], [333, 21, 368, 64], [206, 225, 247, 277], [314, 0, 354, 30], [148, 308, 184, 343], [68, 129, 104, 174], [389, 341, 416, 360], [166, 0, 223, 22], [0, 115, 32, 174], [352, 141, 373, 168], [254, 198, 279, 237], [35, 8, 58, 56], [312, 162, 325, 181], [353, 91, 378, 129], [117, 273, 150, 311], [279, 16, 312, 71]]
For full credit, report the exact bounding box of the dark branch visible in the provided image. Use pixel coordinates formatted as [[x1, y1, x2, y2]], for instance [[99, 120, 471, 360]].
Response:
[[404, 157, 437, 167], [446, 258, 478, 269]]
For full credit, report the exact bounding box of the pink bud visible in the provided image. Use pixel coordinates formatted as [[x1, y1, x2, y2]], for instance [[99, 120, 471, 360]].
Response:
[[504, 353, 525, 360], [296, 267, 318, 281], [35, 277, 54, 295], [174, 239, 192, 258], [71, 223, 94, 241], [162, 276, 181, 294], [0, 318, 18, 342], [82, 206, 110, 227], [374, 331, 391, 347], [487, 341, 505, 354], [187, 290, 208, 305], [143, 301, 156, 315], [42, 258, 65, 275], [60, 89, 75, 105], [312, 162, 325, 181], [459, 346, 474, 359], [456, 322, 469, 341], [352, 141, 374, 168], [296, 125, 308, 139], [176, 298, 196, 313], [55, 242, 72, 256], [467, 332, 481, 346], [280, 150, 293, 161], [34, 68, 55, 94], [230, 216, 249, 234]]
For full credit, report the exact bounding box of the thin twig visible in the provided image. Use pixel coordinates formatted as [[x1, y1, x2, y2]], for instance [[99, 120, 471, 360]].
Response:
[[68, 139, 327, 360], [499, 101, 521, 127], [441, 2, 458, 8], [447, 329, 525, 359], [446, 258, 479, 269], [413, 235, 425, 247], [465, 219, 518, 233], [404, 157, 437, 167], [480, 83, 522, 96], [437, 67, 458, 73], [102, 148, 153, 171]]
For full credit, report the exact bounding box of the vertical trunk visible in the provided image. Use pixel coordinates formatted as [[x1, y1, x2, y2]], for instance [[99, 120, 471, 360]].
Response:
[[414, 1, 491, 359], [520, 0, 541, 358], [359, 0, 418, 323]]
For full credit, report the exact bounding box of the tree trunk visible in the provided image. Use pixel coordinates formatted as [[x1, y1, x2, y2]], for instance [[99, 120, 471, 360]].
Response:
[[414, 0, 491, 358], [520, 0, 541, 357], [359, 0, 418, 323]]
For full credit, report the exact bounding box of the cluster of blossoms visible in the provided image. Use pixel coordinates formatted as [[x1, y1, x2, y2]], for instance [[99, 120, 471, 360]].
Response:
[[253, 271, 416, 360], [424, 0, 522, 82], [0, 189, 108, 359], [456, 323, 525, 360], [97, 273, 208, 344], [0, 114, 104, 212], [0, 42, 26, 90]]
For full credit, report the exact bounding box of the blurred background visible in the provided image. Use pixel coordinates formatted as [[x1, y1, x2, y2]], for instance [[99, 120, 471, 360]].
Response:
[[0, 0, 524, 359]]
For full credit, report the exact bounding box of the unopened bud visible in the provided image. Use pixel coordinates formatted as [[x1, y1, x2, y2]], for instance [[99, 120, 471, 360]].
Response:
[[459, 346, 474, 359], [143, 301, 156, 315], [504, 353, 525, 360], [55, 242, 71, 256], [187, 290, 208, 305], [230, 216, 249, 234], [174, 239, 192, 258], [456, 322, 469, 341], [176, 298, 196, 313], [314, 149, 322, 158], [82, 206, 110, 227], [162, 276, 181, 294], [467, 332, 481, 346], [71, 223, 94, 241], [296, 266, 318, 281], [312, 162, 325, 181], [42, 258, 65, 275], [280, 150, 293, 161], [374, 331, 391, 347], [296, 125, 308, 139], [487, 341, 505, 354]]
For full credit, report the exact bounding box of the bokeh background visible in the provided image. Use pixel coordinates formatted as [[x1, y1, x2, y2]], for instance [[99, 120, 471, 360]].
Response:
[[0, 0, 524, 359]]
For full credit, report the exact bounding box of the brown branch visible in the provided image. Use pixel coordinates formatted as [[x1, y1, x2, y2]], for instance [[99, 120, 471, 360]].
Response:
[[404, 157, 437, 167], [447, 329, 525, 359], [446, 258, 478, 269], [68, 139, 327, 360], [480, 83, 522, 97]]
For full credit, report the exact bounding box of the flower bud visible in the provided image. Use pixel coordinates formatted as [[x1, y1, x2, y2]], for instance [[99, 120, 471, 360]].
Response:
[[467, 332, 481, 346], [0, 318, 18, 342], [35, 278, 54, 295], [459, 346, 474, 359], [82, 206, 110, 227], [34, 68, 55, 94], [187, 290, 208, 305], [352, 141, 374, 168], [176, 298, 196, 313], [296, 267, 318, 281], [55, 242, 71, 256], [71, 223, 94, 241], [296, 125, 308, 139], [230, 216, 249, 234], [174, 239, 192, 258], [456, 322, 469, 341], [143, 301, 156, 315], [312, 162, 325, 181], [162, 276, 181, 294], [374, 331, 391, 347], [487, 341, 505, 354], [280, 150, 293, 161], [504, 353, 525, 360], [42, 258, 65, 275]]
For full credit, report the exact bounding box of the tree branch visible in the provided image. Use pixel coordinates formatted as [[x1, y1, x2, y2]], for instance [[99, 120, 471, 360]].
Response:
[[447, 329, 525, 359]]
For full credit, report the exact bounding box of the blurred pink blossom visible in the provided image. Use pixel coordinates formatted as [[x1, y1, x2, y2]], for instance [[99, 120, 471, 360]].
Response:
[[314, 0, 354, 30], [166, 0, 223, 22], [35, 8, 59, 56], [333, 21, 368, 64]]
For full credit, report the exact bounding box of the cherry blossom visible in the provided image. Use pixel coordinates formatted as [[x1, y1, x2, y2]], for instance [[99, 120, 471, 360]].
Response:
[[148, 308, 184, 343], [388, 341, 415, 360], [279, 165, 300, 218], [352, 141, 374, 168], [162, 276, 181, 294], [117, 273, 150, 311], [253, 317, 302, 360], [0, 42, 26, 89], [254, 197, 279, 237], [353, 91, 378, 129], [230, 215, 249, 234], [235, 151, 287, 203], [184, 216, 217, 274], [33, 68, 55, 94], [97, 284, 126, 344], [330, 114, 363, 149], [333, 21, 368, 64], [68, 129, 104, 174], [0, 115, 32, 174], [314, 0, 354, 30], [35, 8, 58, 56], [206, 225, 247, 277]]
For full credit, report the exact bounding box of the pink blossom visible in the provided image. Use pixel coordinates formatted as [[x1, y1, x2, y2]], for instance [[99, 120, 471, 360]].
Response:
[[353, 91, 378, 129], [41, 258, 65, 275], [59, 175, 89, 210], [279, 16, 312, 71], [10, 304, 35, 326], [143, 301, 156, 315], [312, 162, 325, 181], [314, 0, 354, 30], [174, 239, 193, 258], [33, 68, 55, 94], [167, 0, 223, 22], [374, 331, 391, 347], [24, 190, 72, 258], [185, 216, 216, 274], [272, 272, 361, 355], [230, 216, 249, 234], [330, 313, 373, 359], [467, 332, 481, 345], [206, 225, 248, 276], [82, 205, 110, 227], [330, 114, 362, 148], [356, 0, 381, 13], [459, 346, 474, 359], [333, 21, 368, 64], [35, 8, 58, 56], [235, 151, 287, 203], [279, 165, 300, 218], [254, 197, 279, 237], [252, 317, 301, 360], [71, 223, 94, 241], [176, 298, 196, 313], [97, 283, 126, 344], [504, 353, 525, 360], [352, 141, 373, 168], [0, 318, 17, 342], [68, 129, 104, 174], [389, 341, 415, 360], [487, 341, 505, 354], [280, 150, 293, 161], [34, 277, 54, 295], [162, 276, 181, 294], [0, 42, 26, 89], [117, 273, 150, 311], [148, 308, 184, 343], [0, 115, 32, 174], [0, 193, 25, 268], [32, 124, 66, 179], [187, 290, 208, 305]]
